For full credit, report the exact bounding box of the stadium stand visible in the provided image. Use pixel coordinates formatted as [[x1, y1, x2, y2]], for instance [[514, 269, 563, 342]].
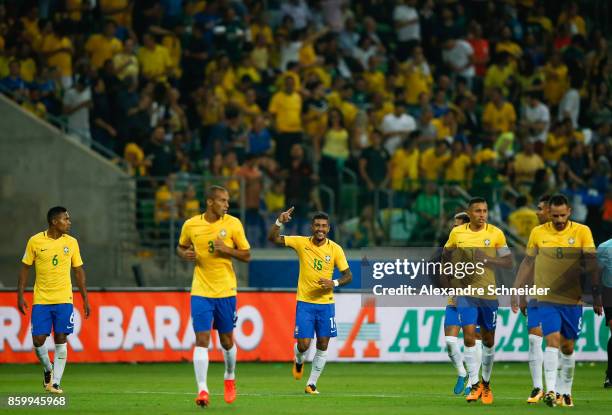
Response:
[[1, 0, 611, 254]]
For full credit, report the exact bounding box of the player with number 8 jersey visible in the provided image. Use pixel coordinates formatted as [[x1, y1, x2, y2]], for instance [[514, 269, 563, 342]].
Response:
[[268, 208, 352, 395]]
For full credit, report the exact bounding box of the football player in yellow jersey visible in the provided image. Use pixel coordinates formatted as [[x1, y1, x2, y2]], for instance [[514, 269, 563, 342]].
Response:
[[443, 198, 513, 405], [17, 207, 90, 395], [512, 194, 601, 407], [176, 186, 251, 408], [514, 194, 550, 404], [268, 207, 352, 395], [443, 212, 483, 395]]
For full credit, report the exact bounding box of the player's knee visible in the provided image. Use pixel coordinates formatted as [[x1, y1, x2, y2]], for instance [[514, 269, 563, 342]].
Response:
[[32, 335, 47, 347], [195, 332, 210, 348], [297, 340, 310, 353], [560, 343, 574, 355], [54, 333, 67, 344], [316, 340, 329, 351], [220, 337, 234, 350]]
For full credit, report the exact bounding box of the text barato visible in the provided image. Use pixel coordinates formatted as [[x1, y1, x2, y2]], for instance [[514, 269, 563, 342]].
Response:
[[372, 285, 551, 296]]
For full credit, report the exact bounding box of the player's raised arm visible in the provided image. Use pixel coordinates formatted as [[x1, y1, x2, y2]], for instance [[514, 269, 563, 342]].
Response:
[[73, 266, 90, 318], [268, 206, 294, 246], [17, 263, 31, 315]]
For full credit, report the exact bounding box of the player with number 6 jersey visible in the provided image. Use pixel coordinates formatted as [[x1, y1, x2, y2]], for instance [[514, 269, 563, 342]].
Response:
[[17, 206, 90, 395], [268, 208, 352, 395]]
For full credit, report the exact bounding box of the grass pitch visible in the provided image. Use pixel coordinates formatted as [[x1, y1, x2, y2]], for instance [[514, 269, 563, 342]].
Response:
[[0, 362, 610, 414]]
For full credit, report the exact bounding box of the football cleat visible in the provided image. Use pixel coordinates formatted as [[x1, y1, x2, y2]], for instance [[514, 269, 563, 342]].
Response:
[[604, 377, 612, 388], [555, 393, 563, 406], [224, 379, 236, 404], [464, 385, 471, 396], [43, 367, 53, 389], [481, 381, 493, 405], [45, 383, 63, 394], [466, 382, 483, 402], [559, 394, 574, 407], [543, 391, 556, 407], [293, 361, 304, 380], [305, 384, 319, 395], [527, 387, 544, 403], [454, 376, 467, 395], [195, 390, 209, 408]]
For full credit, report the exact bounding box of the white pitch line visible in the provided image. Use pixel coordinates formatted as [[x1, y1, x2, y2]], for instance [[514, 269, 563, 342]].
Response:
[[103, 391, 612, 402]]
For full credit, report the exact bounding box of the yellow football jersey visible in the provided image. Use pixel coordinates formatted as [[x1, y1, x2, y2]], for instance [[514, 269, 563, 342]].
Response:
[[284, 236, 349, 304], [444, 223, 509, 298], [179, 214, 250, 298], [508, 207, 539, 241], [22, 232, 83, 305], [527, 221, 595, 304]]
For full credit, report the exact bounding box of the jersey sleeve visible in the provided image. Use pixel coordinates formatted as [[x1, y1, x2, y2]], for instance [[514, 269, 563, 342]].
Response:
[[444, 228, 457, 248], [284, 235, 301, 250], [334, 244, 350, 272], [71, 239, 84, 267], [495, 228, 511, 256], [178, 220, 192, 247], [22, 237, 35, 266], [525, 227, 538, 257], [232, 218, 251, 250], [579, 225, 596, 253]]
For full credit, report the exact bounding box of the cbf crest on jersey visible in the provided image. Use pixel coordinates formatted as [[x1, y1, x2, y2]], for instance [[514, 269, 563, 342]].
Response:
[[484, 239, 491, 246], [63, 246, 70, 255], [219, 229, 227, 238], [325, 255, 331, 263], [568, 237, 575, 245]]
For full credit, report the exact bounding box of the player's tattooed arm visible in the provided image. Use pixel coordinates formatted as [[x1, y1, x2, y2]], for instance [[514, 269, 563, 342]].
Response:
[[337, 268, 353, 286], [268, 206, 294, 246], [318, 268, 352, 289]]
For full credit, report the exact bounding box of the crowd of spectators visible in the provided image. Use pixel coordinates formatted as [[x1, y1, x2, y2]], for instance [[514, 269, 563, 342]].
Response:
[[1, 0, 611, 247]]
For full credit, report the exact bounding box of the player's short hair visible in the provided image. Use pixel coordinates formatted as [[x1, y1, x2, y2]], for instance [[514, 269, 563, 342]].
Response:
[[206, 185, 228, 201], [47, 206, 67, 225], [468, 197, 487, 208], [312, 211, 329, 223], [549, 194, 570, 208], [454, 212, 470, 223], [538, 194, 551, 204]]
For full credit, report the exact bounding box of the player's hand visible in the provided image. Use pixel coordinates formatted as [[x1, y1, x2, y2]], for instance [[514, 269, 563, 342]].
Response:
[[180, 246, 196, 261], [214, 237, 228, 254], [318, 278, 334, 289], [83, 300, 91, 319], [278, 206, 295, 224], [593, 294, 603, 316], [510, 295, 519, 314], [473, 249, 488, 263], [593, 304, 603, 316], [17, 295, 28, 315]]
